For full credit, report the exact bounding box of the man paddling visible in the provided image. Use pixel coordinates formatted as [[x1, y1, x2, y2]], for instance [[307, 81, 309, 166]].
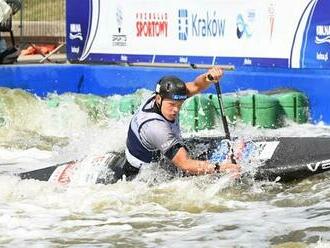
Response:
[[114, 66, 241, 182]]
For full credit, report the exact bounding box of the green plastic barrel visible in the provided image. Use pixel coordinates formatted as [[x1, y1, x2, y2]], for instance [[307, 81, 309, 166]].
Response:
[[195, 94, 216, 130], [75, 94, 99, 108], [179, 96, 197, 131], [239, 94, 280, 128], [75, 94, 105, 121], [104, 97, 121, 119], [274, 92, 309, 123], [179, 94, 216, 131], [46, 96, 60, 108], [119, 95, 141, 116], [210, 94, 239, 122]]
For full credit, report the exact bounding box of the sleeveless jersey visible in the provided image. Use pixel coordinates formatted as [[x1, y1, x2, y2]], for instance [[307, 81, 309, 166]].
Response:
[[125, 95, 183, 169]]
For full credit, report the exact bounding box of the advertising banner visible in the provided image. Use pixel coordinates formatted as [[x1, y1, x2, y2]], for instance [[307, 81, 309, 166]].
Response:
[[66, 0, 329, 68]]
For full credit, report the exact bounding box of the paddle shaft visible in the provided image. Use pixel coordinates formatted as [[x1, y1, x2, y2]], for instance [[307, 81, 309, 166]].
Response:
[[214, 82, 231, 140], [207, 74, 231, 139], [207, 74, 236, 164]]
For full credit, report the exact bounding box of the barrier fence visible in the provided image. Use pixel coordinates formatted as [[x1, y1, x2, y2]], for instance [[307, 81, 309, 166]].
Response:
[[12, 0, 65, 45]]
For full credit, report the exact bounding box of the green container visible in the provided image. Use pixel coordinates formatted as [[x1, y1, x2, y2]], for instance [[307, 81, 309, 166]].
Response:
[[179, 94, 216, 131], [119, 95, 141, 116], [274, 92, 309, 123], [104, 95, 142, 119], [104, 97, 121, 119], [179, 96, 197, 131], [210, 94, 239, 122], [239, 94, 280, 128], [46, 96, 60, 108], [195, 94, 216, 130], [75, 94, 105, 121]]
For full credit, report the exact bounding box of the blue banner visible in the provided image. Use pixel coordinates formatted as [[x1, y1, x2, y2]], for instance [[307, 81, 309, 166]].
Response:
[[299, 0, 330, 68]]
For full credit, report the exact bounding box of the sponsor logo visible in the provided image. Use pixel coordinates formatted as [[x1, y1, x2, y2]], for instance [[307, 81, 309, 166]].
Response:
[[136, 12, 168, 38], [49, 161, 79, 185], [178, 9, 226, 41], [236, 10, 255, 39], [69, 23, 83, 40], [71, 46, 80, 54], [116, 6, 123, 34], [315, 25, 330, 44], [112, 35, 127, 47], [161, 140, 173, 150], [178, 9, 188, 40], [113, 6, 127, 46], [241, 141, 255, 161], [256, 141, 279, 160], [179, 56, 188, 63], [243, 58, 252, 65], [267, 3, 275, 40], [172, 94, 188, 100], [307, 159, 330, 172], [209, 139, 231, 163], [316, 52, 328, 61]]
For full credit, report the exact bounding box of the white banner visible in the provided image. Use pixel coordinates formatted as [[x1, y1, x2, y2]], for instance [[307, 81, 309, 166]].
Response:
[[67, 0, 320, 68]]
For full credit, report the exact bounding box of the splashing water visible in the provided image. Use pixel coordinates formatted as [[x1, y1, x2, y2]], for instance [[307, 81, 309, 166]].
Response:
[[0, 88, 329, 247]]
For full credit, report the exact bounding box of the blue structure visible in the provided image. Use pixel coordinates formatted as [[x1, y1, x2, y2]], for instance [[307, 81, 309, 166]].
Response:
[[0, 64, 329, 123]]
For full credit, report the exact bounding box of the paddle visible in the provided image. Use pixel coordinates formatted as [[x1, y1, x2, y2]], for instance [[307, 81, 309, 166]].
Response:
[[207, 74, 236, 164], [206, 74, 231, 139]]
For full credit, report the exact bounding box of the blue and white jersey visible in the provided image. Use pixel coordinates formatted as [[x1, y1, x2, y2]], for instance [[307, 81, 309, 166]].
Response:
[[125, 94, 183, 169]]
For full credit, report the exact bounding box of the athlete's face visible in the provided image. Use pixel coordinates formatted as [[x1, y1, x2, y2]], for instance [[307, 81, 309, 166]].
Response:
[[157, 96, 184, 121]]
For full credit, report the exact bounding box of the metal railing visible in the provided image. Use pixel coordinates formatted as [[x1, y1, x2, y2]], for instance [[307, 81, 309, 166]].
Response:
[[13, 0, 65, 44]]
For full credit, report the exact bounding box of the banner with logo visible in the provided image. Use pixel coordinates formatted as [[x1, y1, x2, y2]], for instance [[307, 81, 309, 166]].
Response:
[[66, 0, 329, 68]]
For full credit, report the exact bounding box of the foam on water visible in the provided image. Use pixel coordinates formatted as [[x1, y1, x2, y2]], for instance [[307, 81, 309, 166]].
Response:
[[0, 88, 329, 247]]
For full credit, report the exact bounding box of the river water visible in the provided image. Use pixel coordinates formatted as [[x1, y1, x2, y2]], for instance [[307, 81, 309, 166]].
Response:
[[0, 88, 329, 247]]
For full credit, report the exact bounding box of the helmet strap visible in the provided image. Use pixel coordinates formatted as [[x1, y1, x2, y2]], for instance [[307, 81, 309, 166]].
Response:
[[153, 95, 163, 115], [155, 96, 164, 115], [160, 97, 164, 109], [154, 96, 175, 123]]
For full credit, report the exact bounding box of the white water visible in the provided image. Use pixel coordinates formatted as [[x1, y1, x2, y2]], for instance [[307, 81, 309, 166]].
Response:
[[0, 89, 329, 247]]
